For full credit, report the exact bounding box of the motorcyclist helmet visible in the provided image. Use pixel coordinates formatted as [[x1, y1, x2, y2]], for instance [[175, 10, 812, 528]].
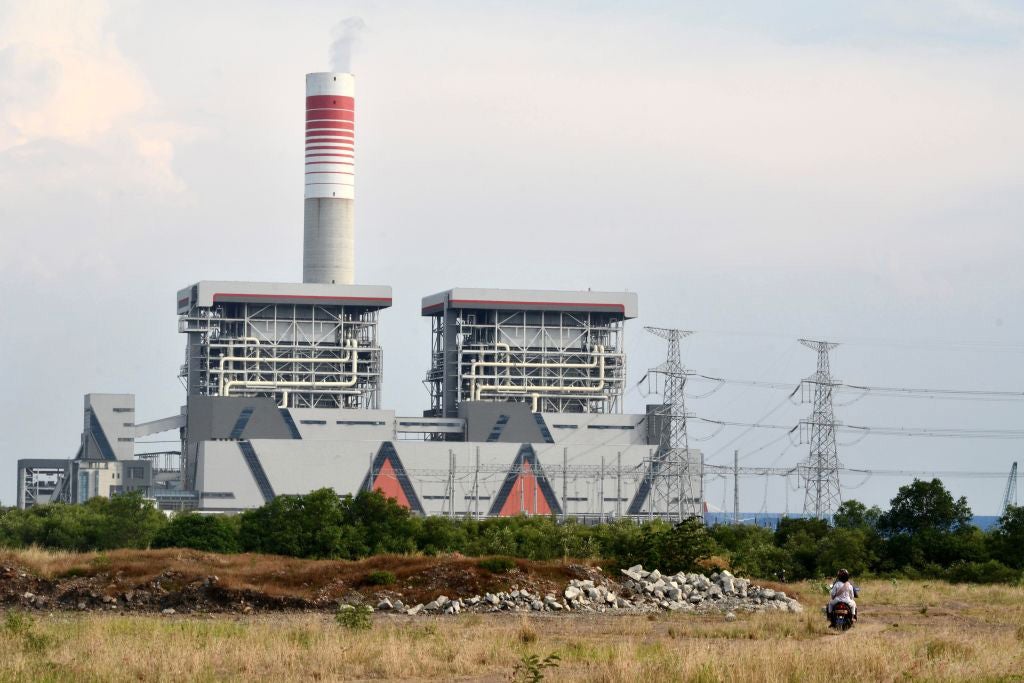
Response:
[[837, 569, 850, 583]]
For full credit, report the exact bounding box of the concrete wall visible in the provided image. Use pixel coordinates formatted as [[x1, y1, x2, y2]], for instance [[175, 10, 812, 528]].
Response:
[[194, 437, 701, 518], [82, 394, 136, 461]]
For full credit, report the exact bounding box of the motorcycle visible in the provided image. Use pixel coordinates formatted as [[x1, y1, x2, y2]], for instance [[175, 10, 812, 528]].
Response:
[[828, 600, 855, 631], [825, 585, 859, 631]]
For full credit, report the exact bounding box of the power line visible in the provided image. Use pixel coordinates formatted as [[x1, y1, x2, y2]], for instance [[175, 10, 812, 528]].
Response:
[[704, 464, 1011, 479], [690, 416, 1024, 440], [690, 372, 1024, 402]]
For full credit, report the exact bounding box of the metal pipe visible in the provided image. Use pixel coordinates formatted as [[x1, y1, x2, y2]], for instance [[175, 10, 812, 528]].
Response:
[[466, 345, 605, 395], [473, 347, 608, 400], [218, 339, 356, 394], [223, 340, 361, 396]]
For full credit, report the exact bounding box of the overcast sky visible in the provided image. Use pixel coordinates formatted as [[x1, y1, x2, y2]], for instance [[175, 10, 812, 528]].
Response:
[[1, 0, 1022, 514]]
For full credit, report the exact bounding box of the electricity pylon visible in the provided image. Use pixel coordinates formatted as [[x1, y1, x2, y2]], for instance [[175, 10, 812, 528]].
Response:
[[645, 327, 701, 521], [799, 339, 842, 519]]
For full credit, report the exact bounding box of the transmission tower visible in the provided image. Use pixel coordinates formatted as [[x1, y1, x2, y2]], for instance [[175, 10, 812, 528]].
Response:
[[1002, 462, 1018, 512], [644, 327, 701, 521], [799, 339, 842, 519]]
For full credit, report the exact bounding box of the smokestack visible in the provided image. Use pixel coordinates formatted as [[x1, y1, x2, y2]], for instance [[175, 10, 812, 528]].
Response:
[[303, 72, 355, 285]]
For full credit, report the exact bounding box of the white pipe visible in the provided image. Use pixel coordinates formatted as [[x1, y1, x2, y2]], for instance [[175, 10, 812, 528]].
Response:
[[217, 339, 355, 395], [223, 339, 361, 397], [473, 347, 608, 401], [467, 345, 609, 399]]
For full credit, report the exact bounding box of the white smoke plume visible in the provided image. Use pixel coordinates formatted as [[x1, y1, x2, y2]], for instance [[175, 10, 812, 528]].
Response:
[[329, 17, 366, 72]]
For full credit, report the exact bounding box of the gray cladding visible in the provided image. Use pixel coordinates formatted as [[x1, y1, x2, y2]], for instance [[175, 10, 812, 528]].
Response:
[[81, 394, 135, 461], [460, 402, 546, 443], [185, 396, 297, 441]]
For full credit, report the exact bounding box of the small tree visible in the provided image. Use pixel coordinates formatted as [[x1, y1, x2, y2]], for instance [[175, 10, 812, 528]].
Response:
[[878, 479, 972, 536], [833, 500, 881, 531], [987, 505, 1024, 570], [641, 517, 713, 573]]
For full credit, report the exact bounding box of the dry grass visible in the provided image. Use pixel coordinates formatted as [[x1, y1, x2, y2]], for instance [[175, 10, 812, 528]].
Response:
[[1, 579, 1023, 681]]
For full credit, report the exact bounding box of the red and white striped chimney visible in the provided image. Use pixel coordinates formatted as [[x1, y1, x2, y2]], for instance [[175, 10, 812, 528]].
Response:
[[303, 72, 355, 285]]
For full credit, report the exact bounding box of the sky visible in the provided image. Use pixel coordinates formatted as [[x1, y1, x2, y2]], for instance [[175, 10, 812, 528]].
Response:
[[1, 0, 1022, 514]]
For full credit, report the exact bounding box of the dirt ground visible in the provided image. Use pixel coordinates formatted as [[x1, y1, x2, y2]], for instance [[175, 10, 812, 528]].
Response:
[[0, 547, 603, 614], [1, 548, 1022, 681]]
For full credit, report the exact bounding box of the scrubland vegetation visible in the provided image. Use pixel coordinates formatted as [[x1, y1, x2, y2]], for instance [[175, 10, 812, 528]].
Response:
[[1, 478, 1022, 584], [1, 579, 1022, 682]]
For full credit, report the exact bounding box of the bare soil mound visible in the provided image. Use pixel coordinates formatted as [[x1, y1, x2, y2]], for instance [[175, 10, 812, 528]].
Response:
[[0, 548, 600, 615]]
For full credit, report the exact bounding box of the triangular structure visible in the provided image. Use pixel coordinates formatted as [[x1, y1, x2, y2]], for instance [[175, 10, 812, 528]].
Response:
[[359, 442, 425, 514], [626, 473, 652, 516], [627, 457, 702, 517], [488, 444, 562, 516]]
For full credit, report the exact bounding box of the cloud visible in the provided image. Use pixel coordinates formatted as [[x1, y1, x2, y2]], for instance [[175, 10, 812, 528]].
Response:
[[0, 0, 193, 273]]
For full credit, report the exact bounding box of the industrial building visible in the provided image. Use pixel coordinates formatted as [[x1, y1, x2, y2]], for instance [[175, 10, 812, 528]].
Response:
[[17, 70, 703, 521]]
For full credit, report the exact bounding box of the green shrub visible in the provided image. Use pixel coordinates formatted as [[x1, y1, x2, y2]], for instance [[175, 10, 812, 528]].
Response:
[[4, 611, 33, 636], [365, 570, 396, 586], [152, 513, 240, 553], [335, 604, 373, 630], [512, 652, 560, 682], [478, 557, 517, 573], [946, 560, 1021, 584]]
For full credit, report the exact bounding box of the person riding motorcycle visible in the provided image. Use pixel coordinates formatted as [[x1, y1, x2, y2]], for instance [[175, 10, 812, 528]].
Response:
[[827, 568, 857, 621]]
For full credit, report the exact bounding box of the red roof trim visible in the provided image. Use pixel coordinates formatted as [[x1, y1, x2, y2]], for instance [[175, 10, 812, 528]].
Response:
[[422, 298, 625, 314], [213, 292, 391, 306]]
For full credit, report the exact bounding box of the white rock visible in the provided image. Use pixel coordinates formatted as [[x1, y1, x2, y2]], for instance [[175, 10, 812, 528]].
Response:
[[377, 598, 393, 611], [564, 586, 581, 600], [407, 604, 423, 615], [161, 608, 175, 615], [725, 612, 737, 621]]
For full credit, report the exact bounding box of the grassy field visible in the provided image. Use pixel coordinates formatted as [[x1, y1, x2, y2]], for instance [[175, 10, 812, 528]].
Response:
[[1, 579, 1023, 682]]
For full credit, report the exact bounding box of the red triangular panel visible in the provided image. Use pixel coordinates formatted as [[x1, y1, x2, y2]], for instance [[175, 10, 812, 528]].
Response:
[[359, 442, 426, 514], [497, 461, 554, 516], [373, 459, 411, 508], [488, 445, 562, 517]]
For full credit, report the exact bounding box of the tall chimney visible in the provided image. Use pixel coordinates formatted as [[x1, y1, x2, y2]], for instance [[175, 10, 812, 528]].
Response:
[[303, 72, 355, 284]]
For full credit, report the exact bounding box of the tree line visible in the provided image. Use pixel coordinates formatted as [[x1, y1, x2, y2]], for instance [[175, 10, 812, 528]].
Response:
[[0, 478, 1021, 583]]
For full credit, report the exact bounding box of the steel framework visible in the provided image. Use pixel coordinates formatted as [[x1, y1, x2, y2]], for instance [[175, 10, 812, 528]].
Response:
[[16, 460, 67, 509], [1002, 461, 1018, 512], [179, 301, 382, 409], [641, 327, 702, 521], [426, 309, 627, 415], [799, 339, 842, 519]]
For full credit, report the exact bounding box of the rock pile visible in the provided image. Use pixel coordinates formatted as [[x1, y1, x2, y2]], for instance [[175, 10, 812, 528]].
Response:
[[617, 565, 803, 614], [376, 565, 802, 616], [382, 587, 576, 616]]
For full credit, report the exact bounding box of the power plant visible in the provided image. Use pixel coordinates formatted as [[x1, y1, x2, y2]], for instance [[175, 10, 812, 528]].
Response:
[[15, 70, 703, 521]]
